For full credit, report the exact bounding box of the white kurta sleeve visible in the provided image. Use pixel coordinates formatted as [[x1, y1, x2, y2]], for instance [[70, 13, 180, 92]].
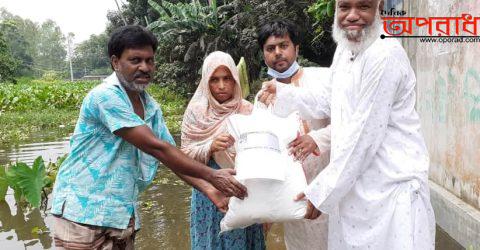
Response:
[[308, 125, 331, 154], [273, 79, 331, 120], [305, 52, 402, 214]]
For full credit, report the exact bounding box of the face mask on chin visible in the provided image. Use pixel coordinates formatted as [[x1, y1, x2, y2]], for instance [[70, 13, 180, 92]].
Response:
[[267, 61, 300, 79]]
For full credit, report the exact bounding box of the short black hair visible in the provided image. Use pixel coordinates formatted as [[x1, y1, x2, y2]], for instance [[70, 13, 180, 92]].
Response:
[[108, 25, 158, 59], [257, 19, 301, 49]]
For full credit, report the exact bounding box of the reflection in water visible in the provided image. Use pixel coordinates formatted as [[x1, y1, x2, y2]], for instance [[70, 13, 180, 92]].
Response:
[[0, 138, 466, 250], [0, 193, 52, 249], [136, 169, 191, 250], [0, 138, 70, 166]]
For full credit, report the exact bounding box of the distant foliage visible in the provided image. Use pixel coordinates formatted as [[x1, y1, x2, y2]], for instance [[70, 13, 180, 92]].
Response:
[[0, 8, 68, 78], [41, 71, 68, 82], [154, 61, 194, 96], [72, 33, 111, 78], [0, 9, 36, 77], [0, 31, 19, 83]]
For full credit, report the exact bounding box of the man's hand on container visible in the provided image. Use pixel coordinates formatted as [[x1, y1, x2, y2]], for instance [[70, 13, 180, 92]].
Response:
[[207, 168, 247, 199]]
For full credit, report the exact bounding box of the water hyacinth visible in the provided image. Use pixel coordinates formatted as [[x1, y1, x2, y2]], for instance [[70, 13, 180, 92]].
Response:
[[0, 79, 187, 143]]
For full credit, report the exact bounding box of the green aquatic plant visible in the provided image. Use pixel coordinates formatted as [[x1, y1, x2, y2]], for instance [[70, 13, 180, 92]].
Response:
[[44, 154, 67, 190], [5, 157, 48, 207], [0, 165, 8, 201], [0, 79, 187, 144], [0, 80, 97, 112], [0, 155, 65, 208]]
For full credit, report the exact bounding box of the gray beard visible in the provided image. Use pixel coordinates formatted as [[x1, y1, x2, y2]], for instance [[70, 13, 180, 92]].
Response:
[[116, 72, 149, 92], [332, 10, 382, 54]]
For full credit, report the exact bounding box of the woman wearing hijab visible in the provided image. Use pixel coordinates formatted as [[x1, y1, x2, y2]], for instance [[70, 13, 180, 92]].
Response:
[[180, 51, 265, 249]]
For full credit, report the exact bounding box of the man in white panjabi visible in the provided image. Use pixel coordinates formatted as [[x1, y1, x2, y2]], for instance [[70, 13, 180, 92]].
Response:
[[257, 19, 331, 250], [259, 0, 436, 249]]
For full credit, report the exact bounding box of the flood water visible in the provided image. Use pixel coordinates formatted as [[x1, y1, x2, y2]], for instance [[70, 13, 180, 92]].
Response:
[[0, 135, 464, 250]]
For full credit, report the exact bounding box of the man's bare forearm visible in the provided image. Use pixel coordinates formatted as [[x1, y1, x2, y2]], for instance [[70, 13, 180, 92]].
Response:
[[176, 172, 213, 195], [115, 125, 247, 199], [147, 142, 214, 179], [115, 125, 214, 180]]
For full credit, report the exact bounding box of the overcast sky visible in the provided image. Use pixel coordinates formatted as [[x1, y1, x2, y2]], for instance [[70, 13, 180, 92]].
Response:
[[0, 0, 124, 43]]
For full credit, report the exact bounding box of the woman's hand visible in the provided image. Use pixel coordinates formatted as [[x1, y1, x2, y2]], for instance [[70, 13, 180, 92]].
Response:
[[210, 133, 235, 153], [205, 187, 230, 213], [258, 80, 277, 105]]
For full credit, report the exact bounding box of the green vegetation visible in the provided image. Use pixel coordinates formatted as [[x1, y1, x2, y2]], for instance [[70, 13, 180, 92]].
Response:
[[147, 0, 235, 95], [2, 1, 336, 95], [0, 78, 187, 144], [72, 33, 111, 77], [237, 57, 250, 98], [308, 0, 336, 38], [0, 156, 64, 208], [0, 110, 78, 143], [145, 84, 188, 134], [0, 79, 93, 143], [0, 8, 68, 78], [0, 30, 19, 83], [0, 79, 96, 112], [309, 0, 336, 19], [129, 0, 335, 97], [0, 78, 186, 208]]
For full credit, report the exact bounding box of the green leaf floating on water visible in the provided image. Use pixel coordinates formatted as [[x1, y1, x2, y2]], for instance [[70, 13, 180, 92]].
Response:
[[31, 226, 40, 235], [0, 165, 8, 201], [31, 226, 49, 235], [6, 157, 47, 207]]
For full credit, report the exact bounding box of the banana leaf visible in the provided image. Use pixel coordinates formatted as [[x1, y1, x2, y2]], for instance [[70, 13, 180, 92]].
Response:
[[237, 57, 250, 98]]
